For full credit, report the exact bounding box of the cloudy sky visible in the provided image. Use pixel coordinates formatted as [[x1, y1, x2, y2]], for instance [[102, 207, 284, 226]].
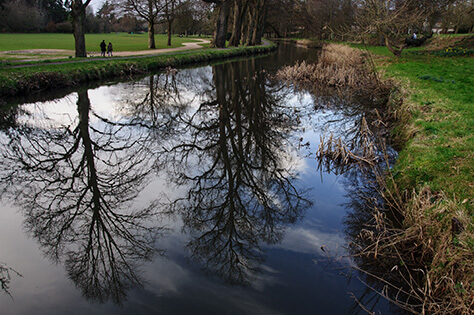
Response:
[[90, 0, 105, 13]]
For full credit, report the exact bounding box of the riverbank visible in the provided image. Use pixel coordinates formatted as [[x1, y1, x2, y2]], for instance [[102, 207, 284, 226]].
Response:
[[276, 36, 473, 313], [0, 43, 276, 97], [356, 36, 473, 313]]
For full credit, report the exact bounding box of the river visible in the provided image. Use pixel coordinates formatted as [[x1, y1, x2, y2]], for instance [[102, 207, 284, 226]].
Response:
[[0, 44, 400, 314]]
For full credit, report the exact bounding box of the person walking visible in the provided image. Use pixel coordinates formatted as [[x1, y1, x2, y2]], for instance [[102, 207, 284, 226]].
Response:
[[107, 42, 113, 57], [100, 40, 106, 57]]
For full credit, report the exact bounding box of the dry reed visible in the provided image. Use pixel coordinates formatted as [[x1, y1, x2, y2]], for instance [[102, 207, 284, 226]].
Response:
[[276, 43, 391, 100], [317, 122, 474, 314], [295, 39, 323, 49]]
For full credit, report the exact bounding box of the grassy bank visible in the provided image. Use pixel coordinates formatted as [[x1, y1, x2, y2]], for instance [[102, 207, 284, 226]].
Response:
[[355, 36, 473, 313], [0, 44, 276, 97], [360, 37, 473, 206], [0, 33, 211, 62]]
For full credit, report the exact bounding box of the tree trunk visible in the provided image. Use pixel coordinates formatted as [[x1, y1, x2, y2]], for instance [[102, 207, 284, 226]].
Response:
[[251, 0, 266, 45], [245, 9, 255, 46], [229, 0, 248, 47], [167, 19, 172, 46], [148, 21, 156, 49], [148, 0, 156, 49], [240, 14, 249, 45], [71, 1, 87, 57], [383, 33, 403, 57], [211, 0, 231, 48]]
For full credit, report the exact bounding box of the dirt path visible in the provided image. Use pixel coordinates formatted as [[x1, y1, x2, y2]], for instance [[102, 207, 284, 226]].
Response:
[[91, 39, 211, 57]]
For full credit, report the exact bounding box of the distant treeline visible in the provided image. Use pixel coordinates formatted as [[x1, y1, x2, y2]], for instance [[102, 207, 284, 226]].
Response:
[[0, 0, 144, 34]]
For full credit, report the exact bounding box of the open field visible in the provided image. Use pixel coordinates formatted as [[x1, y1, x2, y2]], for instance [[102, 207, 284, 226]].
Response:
[[0, 33, 210, 61]]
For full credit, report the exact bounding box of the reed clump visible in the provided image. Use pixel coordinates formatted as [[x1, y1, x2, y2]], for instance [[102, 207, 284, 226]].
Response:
[[276, 43, 391, 100], [317, 116, 379, 175], [352, 185, 474, 314], [295, 39, 323, 49]]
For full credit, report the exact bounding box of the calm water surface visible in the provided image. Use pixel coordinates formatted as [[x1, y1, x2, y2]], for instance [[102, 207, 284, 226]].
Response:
[[0, 45, 398, 314]]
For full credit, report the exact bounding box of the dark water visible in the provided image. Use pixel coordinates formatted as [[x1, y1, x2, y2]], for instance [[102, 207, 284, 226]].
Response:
[[0, 44, 398, 314]]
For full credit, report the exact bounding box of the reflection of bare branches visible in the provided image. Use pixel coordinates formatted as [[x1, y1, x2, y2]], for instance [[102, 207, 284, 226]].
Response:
[[118, 69, 213, 135], [65, 200, 163, 304], [0, 89, 164, 304], [162, 60, 311, 285], [0, 105, 22, 132], [316, 114, 433, 313], [0, 262, 21, 299]]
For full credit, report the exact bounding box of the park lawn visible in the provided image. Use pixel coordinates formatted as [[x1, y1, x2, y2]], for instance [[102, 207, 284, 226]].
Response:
[[0, 33, 207, 52], [353, 42, 474, 204], [0, 43, 277, 97], [388, 52, 473, 203]]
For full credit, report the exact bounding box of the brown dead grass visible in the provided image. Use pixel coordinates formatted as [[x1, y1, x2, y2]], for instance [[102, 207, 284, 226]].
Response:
[[422, 34, 474, 52], [276, 43, 391, 99], [318, 128, 474, 313]]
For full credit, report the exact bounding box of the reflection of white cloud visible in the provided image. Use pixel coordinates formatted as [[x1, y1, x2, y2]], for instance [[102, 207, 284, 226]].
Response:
[[18, 95, 78, 128], [88, 86, 124, 120], [17, 87, 129, 130], [272, 225, 354, 267], [144, 259, 191, 297], [143, 254, 285, 315]]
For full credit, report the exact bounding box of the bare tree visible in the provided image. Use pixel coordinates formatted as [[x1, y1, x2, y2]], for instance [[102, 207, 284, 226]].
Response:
[[355, 0, 427, 57], [203, 0, 232, 48], [162, 0, 185, 46], [121, 0, 164, 48], [228, 0, 250, 46]]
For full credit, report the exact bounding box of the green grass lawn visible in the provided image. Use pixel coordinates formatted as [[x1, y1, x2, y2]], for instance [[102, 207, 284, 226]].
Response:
[[0, 33, 208, 52], [356, 43, 474, 203]]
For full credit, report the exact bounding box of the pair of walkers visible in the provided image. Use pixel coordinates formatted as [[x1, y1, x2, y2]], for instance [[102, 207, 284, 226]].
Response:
[[100, 40, 113, 57]]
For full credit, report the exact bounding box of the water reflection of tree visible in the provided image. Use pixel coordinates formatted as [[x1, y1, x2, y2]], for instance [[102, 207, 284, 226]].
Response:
[[0, 89, 164, 304], [342, 165, 416, 315], [311, 83, 392, 148], [0, 105, 21, 131], [161, 60, 311, 285], [0, 262, 21, 298], [314, 111, 409, 313]]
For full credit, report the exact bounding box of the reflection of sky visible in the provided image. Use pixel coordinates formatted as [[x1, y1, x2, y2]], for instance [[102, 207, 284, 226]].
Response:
[[0, 65, 392, 314], [16, 88, 125, 129], [17, 95, 78, 128]]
